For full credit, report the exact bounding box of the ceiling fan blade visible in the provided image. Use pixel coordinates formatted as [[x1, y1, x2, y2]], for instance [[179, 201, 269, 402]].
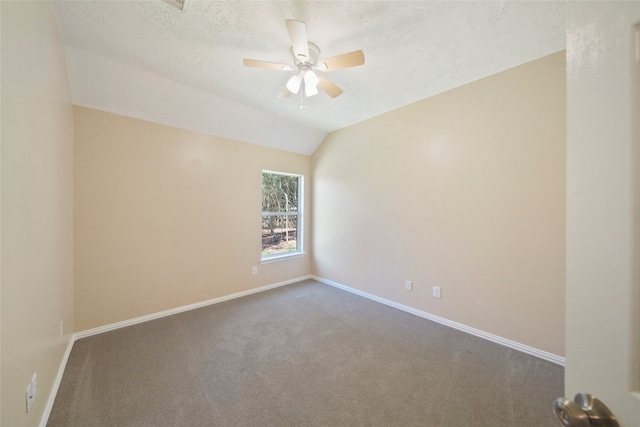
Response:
[[318, 50, 365, 71], [317, 76, 343, 98], [243, 59, 293, 71], [278, 86, 293, 98], [285, 19, 310, 62]]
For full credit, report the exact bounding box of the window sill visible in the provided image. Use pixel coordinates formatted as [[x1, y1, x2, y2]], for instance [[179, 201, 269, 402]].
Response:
[[261, 252, 306, 264]]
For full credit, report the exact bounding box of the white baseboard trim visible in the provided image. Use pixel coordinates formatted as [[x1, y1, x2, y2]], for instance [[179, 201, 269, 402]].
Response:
[[311, 275, 565, 366], [39, 335, 75, 427], [75, 275, 312, 340]]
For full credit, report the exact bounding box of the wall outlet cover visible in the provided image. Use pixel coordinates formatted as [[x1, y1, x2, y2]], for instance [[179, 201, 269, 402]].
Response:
[[31, 373, 37, 400], [26, 383, 33, 412]]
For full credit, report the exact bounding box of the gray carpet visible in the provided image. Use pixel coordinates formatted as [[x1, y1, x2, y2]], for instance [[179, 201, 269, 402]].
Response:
[[47, 279, 563, 426]]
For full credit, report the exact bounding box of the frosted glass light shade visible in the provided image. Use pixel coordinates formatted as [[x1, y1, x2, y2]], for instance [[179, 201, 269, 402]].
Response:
[[305, 82, 318, 97], [286, 74, 302, 94], [304, 70, 319, 97]]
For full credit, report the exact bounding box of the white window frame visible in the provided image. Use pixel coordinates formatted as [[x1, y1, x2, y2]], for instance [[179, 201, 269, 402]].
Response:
[[261, 170, 304, 263]]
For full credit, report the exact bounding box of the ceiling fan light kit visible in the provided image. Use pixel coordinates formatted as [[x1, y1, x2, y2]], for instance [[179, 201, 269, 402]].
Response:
[[243, 19, 365, 106]]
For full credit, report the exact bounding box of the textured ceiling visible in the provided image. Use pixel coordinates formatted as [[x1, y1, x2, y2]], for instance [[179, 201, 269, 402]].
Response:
[[52, 1, 566, 155]]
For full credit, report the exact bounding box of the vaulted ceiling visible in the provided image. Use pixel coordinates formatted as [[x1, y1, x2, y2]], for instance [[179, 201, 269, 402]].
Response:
[[52, 1, 566, 155]]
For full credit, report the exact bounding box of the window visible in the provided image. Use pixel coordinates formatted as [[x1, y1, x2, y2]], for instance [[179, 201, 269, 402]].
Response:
[[261, 171, 303, 261]]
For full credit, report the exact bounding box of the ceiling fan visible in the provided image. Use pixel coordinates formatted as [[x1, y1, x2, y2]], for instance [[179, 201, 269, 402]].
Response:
[[243, 20, 365, 102]]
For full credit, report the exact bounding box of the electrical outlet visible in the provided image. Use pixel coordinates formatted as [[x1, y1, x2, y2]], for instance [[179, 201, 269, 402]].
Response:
[[433, 286, 441, 299], [26, 382, 33, 413], [25, 373, 37, 413], [251, 266, 257, 275], [31, 373, 37, 403], [405, 280, 412, 291]]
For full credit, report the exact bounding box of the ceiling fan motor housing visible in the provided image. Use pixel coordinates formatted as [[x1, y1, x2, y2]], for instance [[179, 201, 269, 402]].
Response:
[[293, 42, 320, 67]]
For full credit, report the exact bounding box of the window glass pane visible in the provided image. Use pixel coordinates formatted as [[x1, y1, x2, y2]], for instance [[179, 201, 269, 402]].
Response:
[[261, 171, 302, 259], [262, 173, 298, 213], [262, 214, 298, 256]]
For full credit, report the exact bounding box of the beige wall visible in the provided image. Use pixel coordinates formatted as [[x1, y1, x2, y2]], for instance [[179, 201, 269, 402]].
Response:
[[73, 106, 312, 331], [1, 1, 75, 426], [312, 52, 566, 356]]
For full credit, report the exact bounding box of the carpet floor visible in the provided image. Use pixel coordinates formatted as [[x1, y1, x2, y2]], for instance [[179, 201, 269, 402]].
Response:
[[47, 279, 563, 426]]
